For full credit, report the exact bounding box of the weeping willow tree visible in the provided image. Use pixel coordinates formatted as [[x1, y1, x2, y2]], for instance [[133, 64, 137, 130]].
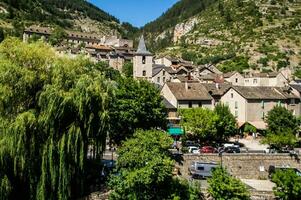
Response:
[[0, 38, 113, 199]]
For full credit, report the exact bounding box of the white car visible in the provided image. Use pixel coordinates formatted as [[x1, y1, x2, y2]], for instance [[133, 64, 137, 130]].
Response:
[[188, 146, 200, 154]]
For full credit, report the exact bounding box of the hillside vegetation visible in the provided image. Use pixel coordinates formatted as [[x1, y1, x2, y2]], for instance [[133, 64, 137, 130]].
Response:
[[144, 0, 301, 73], [0, 0, 138, 38]]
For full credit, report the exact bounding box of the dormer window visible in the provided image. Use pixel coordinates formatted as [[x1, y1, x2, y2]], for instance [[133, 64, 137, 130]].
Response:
[[142, 56, 146, 64]]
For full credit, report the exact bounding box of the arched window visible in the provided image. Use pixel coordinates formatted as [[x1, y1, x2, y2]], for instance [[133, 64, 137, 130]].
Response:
[[142, 56, 146, 64], [143, 70, 146, 76]]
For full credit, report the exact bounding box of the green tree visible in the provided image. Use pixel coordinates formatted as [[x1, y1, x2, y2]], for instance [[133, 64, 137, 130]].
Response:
[[122, 62, 133, 77], [109, 130, 203, 200], [180, 108, 219, 141], [262, 106, 299, 148], [0, 38, 112, 199], [208, 167, 250, 200], [109, 78, 167, 145], [214, 103, 237, 142], [49, 26, 67, 45], [272, 169, 301, 200]]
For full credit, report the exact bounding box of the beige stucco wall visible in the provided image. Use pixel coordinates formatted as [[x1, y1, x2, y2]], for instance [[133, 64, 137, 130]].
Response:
[[160, 84, 178, 108], [154, 57, 172, 67], [133, 55, 153, 79], [246, 100, 282, 122], [221, 88, 247, 122], [225, 72, 244, 86]]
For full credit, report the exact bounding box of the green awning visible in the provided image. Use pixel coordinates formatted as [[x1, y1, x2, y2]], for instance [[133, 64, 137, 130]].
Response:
[[168, 127, 184, 135]]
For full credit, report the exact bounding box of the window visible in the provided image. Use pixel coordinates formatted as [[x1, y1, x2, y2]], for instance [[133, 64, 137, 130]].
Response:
[[198, 102, 202, 107], [262, 112, 265, 120], [253, 79, 258, 84], [245, 79, 249, 83], [261, 101, 265, 109], [157, 77, 160, 83], [163, 71, 166, 76], [235, 101, 238, 109], [142, 56, 146, 64], [231, 93, 234, 98], [235, 78, 238, 83], [142, 70, 146, 76], [197, 166, 205, 171], [291, 99, 295, 105], [163, 77, 166, 82], [189, 102, 193, 108]]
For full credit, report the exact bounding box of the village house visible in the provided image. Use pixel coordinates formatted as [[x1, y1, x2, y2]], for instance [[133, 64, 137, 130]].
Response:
[[160, 82, 214, 109], [220, 86, 300, 130], [224, 72, 245, 86], [243, 72, 288, 87]]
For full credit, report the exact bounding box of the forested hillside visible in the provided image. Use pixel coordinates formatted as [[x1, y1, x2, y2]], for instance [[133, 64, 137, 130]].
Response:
[[143, 0, 301, 73], [0, 0, 138, 38]]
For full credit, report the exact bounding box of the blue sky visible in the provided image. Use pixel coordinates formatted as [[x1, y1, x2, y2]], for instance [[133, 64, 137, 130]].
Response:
[[89, 0, 179, 27]]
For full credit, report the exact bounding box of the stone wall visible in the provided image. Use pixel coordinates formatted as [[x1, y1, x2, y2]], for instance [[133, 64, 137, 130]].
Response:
[[178, 153, 301, 179]]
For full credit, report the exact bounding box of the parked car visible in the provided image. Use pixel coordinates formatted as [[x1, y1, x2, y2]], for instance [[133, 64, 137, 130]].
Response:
[[223, 143, 240, 148], [188, 146, 200, 154], [189, 161, 218, 179], [185, 140, 200, 147], [224, 146, 240, 153], [200, 146, 217, 153], [268, 165, 301, 178]]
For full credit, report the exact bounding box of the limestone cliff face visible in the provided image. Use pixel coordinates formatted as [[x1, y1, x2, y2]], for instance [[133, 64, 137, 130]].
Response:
[[173, 17, 198, 43]]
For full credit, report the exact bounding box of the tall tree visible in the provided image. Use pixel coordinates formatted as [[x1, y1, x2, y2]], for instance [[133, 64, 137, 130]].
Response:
[[214, 103, 237, 141], [272, 169, 301, 200], [208, 167, 250, 200], [109, 78, 167, 145], [109, 129, 203, 200], [0, 38, 112, 199], [180, 108, 219, 141], [263, 106, 299, 149]]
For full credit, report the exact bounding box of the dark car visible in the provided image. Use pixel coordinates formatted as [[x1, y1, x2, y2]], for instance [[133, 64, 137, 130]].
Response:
[[224, 146, 240, 153], [200, 146, 217, 153]]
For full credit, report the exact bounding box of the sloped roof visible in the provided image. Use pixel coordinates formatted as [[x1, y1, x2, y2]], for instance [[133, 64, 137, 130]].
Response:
[[166, 82, 213, 101], [244, 72, 279, 78], [202, 83, 232, 96], [232, 86, 288, 100], [136, 35, 152, 56], [223, 72, 238, 78], [162, 97, 176, 109], [152, 65, 176, 77], [290, 84, 301, 92]]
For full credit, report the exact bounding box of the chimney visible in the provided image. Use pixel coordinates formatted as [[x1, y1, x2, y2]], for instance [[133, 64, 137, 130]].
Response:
[[215, 82, 220, 90]]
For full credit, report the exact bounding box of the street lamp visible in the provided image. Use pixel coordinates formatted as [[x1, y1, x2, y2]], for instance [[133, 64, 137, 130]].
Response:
[[218, 149, 225, 168]]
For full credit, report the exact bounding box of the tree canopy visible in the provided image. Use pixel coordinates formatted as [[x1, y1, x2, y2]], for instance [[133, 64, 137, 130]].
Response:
[[109, 78, 167, 145], [109, 129, 203, 200], [0, 37, 113, 199], [180, 106, 237, 143], [262, 106, 299, 148], [208, 167, 250, 200], [272, 169, 301, 200]]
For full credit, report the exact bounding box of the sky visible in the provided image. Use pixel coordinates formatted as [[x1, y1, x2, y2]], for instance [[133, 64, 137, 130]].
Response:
[[89, 0, 179, 27]]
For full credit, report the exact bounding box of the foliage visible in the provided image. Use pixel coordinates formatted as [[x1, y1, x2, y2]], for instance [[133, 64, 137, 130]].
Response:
[[180, 108, 219, 141], [0, 38, 113, 199], [49, 26, 67, 45], [219, 56, 250, 73], [262, 106, 299, 148], [272, 169, 301, 200], [244, 124, 257, 134], [208, 167, 250, 200], [294, 68, 301, 79], [266, 106, 299, 134], [214, 103, 237, 141], [122, 62, 133, 78], [109, 78, 167, 145], [109, 130, 203, 200], [180, 106, 237, 142]]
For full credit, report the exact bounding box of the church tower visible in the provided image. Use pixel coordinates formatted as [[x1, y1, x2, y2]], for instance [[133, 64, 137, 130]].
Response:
[[133, 35, 153, 80]]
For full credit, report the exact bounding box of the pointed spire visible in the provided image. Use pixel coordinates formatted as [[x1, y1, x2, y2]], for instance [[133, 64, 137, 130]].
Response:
[[136, 35, 152, 55]]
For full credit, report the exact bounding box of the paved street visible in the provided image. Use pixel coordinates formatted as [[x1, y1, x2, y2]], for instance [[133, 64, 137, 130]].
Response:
[[231, 137, 268, 151]]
